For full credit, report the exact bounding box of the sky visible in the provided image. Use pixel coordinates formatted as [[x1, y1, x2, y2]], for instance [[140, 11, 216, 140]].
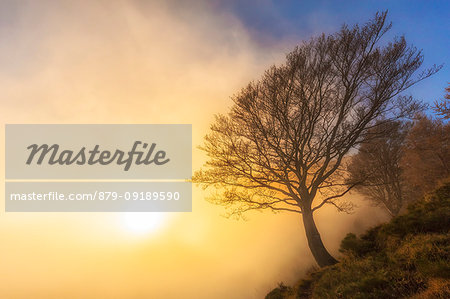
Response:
[[217, 0, 449, 103], [0, 1, 448, 298]]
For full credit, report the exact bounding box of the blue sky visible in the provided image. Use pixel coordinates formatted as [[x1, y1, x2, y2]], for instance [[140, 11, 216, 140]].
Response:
[[0, 0, 447, 118], [214, 0, 450, 106]]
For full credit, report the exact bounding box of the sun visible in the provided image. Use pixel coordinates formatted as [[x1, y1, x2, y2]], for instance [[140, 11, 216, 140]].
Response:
[[120, 213, 167, 235]]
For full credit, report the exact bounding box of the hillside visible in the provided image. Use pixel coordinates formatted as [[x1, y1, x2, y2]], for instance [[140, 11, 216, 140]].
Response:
[[266, 182, 450, 299]]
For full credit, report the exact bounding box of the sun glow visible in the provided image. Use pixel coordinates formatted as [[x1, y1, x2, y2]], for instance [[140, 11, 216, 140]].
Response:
[[121, 213, 167, 235]]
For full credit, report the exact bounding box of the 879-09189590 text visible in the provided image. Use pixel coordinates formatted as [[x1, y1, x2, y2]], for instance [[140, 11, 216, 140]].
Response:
[[9, 191, 181, 201]]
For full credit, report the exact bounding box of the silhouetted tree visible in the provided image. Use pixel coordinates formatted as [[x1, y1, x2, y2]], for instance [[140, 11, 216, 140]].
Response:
[[347, 121, 411, 216], [193, 12, 440, 267], [401, 115, 450, 196], [433, 84, 450, 119]]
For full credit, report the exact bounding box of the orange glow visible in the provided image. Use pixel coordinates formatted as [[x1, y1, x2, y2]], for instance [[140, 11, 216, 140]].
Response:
[[0, 1, 391, 298]]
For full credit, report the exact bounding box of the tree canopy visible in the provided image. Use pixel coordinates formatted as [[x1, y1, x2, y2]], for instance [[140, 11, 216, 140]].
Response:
[[347, 121, 411, 216], [194, 11, 440, 267]]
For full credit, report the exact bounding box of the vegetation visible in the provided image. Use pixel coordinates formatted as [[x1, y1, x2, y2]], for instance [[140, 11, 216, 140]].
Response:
[[401, 115, 450, 197], [266, 182, 450, 298], [347, 109, 450, 216], [194, 11, 440, 267], [347, 121, 411, 216], [433, 84, 450, 119]]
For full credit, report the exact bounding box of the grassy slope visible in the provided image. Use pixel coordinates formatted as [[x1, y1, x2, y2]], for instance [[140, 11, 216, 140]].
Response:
[[266, 183, 450, 299]]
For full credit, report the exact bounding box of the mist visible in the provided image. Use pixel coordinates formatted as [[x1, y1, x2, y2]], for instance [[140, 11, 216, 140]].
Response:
[[1, 1, 392, 298]]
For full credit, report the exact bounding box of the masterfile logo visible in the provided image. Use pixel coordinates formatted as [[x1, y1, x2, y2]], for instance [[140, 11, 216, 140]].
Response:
[[26, 141, 170, 171], [5, 124, 192, 212], [6, 124, 191, 179]]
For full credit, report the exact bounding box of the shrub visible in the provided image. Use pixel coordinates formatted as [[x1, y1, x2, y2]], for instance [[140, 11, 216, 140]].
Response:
[[265, 183, 450, 298], [265, 282, 293, 299]]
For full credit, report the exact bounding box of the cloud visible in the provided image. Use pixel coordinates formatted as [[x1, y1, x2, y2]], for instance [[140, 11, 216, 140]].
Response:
[[0, 2, 392, 298], [0, 0, 290, 124]]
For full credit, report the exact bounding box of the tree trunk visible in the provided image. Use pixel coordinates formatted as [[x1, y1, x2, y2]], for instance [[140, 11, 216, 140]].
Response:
[[302, 207, 338, 267]]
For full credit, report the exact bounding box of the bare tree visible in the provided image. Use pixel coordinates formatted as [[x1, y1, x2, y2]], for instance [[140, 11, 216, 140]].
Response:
[[433, 84, 450, 119], [347, 121, 411, 217], [193, 12, 440, 267], [401, 115, 450, 196]]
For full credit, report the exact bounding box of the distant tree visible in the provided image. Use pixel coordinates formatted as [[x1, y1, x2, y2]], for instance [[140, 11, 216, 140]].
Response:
[[347, 121, 411, 217], [433, 84, 450, 119], [193, 12, 440, 267], [401, 115, 450, 196]]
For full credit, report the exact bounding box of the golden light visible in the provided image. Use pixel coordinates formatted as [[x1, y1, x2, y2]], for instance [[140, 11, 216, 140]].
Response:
[[120, 212, 167, 235]]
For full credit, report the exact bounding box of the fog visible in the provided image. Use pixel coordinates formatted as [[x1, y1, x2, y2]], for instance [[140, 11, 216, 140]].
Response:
[[0, 1, 390, 298]]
